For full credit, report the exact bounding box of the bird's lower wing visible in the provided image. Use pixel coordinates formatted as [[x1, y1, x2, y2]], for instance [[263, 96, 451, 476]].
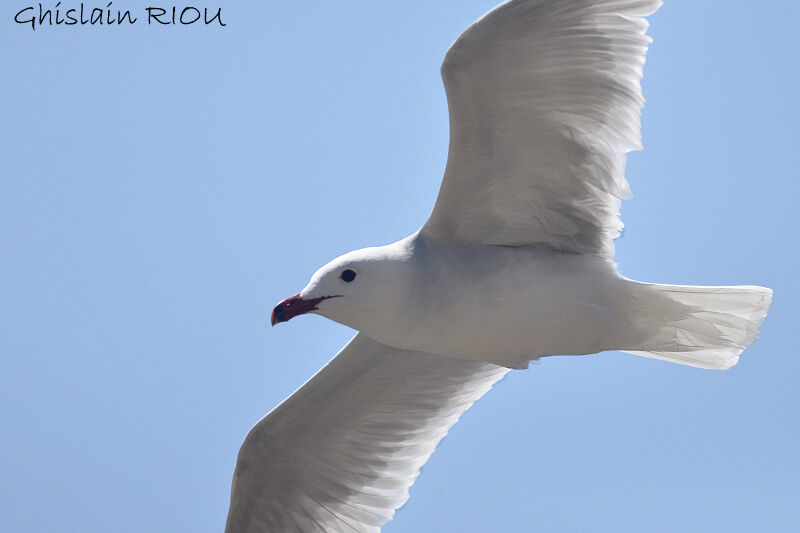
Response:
[[225, 333, 509, 533]]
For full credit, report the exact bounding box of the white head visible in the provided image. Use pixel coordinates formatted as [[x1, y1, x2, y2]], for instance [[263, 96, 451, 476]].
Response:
[[270, 242, 413, 331]]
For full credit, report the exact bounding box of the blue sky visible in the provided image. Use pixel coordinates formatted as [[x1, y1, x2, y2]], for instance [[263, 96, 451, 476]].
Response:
[[2, 1, 798, 531]]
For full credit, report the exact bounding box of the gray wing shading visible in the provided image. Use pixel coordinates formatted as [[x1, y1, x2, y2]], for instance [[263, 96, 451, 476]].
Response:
[[225, 333, 509, 532], [422, 0, 662, 256]]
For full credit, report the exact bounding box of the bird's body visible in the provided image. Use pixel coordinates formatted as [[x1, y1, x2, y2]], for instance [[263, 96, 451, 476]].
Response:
[[226, 1, 773, 531], [316, 233, 638, 369], [303, 232, 770, 372]]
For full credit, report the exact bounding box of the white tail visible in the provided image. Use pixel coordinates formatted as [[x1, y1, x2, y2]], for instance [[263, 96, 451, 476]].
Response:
[[625, 284, 773, 370]]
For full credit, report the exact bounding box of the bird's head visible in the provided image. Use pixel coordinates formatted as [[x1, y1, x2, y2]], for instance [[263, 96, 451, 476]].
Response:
[[270, 243, 412, 329]]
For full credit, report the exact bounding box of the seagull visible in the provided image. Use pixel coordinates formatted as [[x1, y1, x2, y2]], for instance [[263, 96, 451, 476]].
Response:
[[226, 1, 772, 531]]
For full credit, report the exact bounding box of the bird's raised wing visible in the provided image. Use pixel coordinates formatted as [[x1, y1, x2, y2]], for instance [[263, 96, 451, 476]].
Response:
[[225, 333, 508, 532], [422, 0, 661, 256]]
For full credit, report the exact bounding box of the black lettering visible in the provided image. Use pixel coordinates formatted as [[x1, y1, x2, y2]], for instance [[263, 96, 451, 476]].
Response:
[[118, 9, 136, 24], [205, 7, 225, 27], [180, 7, 200, 25], [39, 3, 52, 26], [14, 7, 35, 30], [14, 3, 222, 30], [147, 7, 169, 25]]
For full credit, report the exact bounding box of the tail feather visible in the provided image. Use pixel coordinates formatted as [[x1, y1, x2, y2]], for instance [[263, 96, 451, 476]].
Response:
[[625, 284, 773, 370]]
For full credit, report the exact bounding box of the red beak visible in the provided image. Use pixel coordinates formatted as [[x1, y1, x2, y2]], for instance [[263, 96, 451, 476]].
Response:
[[271, 294, 332, 326]]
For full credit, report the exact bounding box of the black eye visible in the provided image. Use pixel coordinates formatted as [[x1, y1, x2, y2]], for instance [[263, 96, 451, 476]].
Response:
[[340, 269, 356, 283]]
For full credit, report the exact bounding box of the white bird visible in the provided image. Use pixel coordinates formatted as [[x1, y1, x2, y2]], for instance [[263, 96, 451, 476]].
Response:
[[226, 1, 772, 531]]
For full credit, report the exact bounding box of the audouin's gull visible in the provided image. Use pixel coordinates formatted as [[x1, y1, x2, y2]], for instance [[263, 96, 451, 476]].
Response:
[[225, 1, 773, 531]]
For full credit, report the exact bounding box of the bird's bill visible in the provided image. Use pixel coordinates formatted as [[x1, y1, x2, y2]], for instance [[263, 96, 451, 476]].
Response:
[[271, 294, 331, 326]]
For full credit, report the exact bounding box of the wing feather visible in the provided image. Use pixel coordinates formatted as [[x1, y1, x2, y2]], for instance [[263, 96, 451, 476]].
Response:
[[225, 333, 508, 532], [422, 0, 662, 255]]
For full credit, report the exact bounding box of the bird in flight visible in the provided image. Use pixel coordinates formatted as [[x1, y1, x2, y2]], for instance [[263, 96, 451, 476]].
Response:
[[226, 1, 772, 531]]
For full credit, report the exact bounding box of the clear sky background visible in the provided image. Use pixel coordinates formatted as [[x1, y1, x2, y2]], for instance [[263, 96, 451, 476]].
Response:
[[2, 1, 798, 532]]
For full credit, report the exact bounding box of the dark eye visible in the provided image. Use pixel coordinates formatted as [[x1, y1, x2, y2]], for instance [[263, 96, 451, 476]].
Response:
[[340, 269, 356, 283]]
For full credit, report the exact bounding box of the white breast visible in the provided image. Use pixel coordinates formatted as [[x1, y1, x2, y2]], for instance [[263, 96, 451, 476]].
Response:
[[361, 239, 641, 369]]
